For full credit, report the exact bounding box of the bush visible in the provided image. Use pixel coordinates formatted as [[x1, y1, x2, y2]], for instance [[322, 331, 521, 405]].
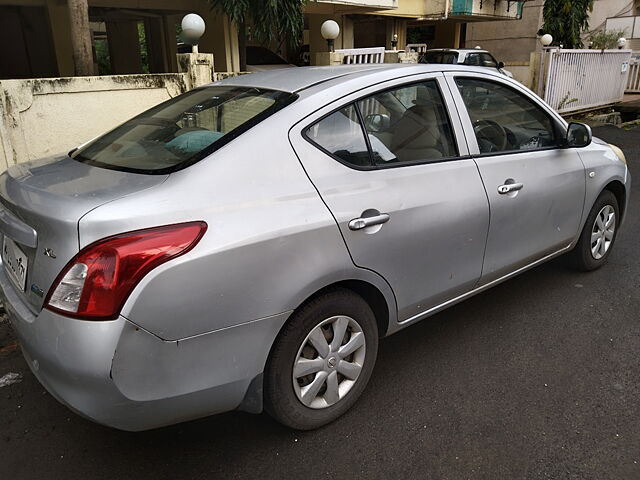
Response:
[[588, 28, 628, 49]]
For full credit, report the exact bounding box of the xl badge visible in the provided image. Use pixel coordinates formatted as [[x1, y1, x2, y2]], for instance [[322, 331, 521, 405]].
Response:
[[43, 248, 56, 258]]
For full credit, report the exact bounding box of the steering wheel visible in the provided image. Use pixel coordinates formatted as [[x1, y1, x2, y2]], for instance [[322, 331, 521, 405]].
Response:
[[473, 119, 508, 152]]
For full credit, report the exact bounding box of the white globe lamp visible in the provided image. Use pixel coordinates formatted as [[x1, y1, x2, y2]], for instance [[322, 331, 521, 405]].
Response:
[[182, 14, 206, 53], [540, 34, 553, 47], [617, 37, 627, 49], [321, 20, 340, 52]]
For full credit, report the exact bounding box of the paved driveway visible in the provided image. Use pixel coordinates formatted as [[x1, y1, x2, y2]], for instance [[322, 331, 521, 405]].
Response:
[[0, 126, 638, 480]]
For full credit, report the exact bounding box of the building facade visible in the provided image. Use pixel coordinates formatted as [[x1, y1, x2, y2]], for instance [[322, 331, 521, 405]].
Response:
[[0, 0, 525, 80], [465, 0, 640, 69]]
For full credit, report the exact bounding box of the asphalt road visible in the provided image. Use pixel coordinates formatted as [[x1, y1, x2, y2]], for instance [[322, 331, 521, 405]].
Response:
[[1, 126, 639, 480]]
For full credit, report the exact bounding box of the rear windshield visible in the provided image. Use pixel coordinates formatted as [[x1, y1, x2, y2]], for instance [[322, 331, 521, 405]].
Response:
[[72, 86, 296, 174], [422, 51, 458, 64]]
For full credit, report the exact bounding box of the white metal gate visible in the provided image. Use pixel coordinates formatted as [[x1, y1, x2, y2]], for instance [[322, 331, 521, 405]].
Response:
[[543, 49, 632, 114], [626, 52, 640, 93]]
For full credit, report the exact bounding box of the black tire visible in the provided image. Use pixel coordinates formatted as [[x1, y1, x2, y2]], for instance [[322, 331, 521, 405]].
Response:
[[264, 289, 378, 430], [569, 190, 619, 271]]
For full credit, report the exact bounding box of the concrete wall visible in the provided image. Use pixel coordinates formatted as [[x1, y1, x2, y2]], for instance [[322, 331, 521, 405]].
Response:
[[0, 74, 188, 170], [465, 0, 544, 64], [0, 49, 244, 171]]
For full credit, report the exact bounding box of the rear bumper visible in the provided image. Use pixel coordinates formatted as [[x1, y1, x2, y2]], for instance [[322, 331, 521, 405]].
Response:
[[0, 268, 289, 431]]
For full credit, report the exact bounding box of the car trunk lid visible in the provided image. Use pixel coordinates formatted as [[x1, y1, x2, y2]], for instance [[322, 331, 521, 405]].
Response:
[[0, 154, 168, 313]]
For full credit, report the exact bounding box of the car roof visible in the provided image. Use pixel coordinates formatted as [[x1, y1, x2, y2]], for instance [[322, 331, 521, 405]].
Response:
[[211, 64, 465, 93]]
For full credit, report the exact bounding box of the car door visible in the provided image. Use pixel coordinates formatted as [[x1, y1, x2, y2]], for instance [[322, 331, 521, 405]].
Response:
[[289, 75, 490, 323], [446, 73, 586, 284]]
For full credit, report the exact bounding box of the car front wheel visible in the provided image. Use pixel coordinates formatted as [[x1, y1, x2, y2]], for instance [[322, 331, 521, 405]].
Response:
[[264, 289, 378, 430], [569, 190, 619, 271]]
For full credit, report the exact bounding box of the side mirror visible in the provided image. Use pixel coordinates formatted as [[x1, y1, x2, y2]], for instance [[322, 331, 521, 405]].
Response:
[[364, 113, 391, 133], [566, 122, 592, 148], [497, 61, 505, 69]]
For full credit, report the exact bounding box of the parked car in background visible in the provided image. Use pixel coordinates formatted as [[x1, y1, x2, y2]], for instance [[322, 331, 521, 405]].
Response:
[[0, 64, 629, 432], [246, 46, 295, 72], [421, 48, 513, 77]]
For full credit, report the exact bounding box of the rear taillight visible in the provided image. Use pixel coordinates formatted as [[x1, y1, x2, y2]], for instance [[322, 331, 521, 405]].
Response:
[[45, 222, 207, 320]]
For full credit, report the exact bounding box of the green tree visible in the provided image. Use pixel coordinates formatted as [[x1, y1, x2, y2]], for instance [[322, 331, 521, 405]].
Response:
[[208, 0, 306, 70], [541, 0, 594, 48]]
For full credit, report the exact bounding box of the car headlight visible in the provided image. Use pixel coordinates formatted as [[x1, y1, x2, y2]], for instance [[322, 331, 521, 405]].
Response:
[[608, 144, 626, 164]]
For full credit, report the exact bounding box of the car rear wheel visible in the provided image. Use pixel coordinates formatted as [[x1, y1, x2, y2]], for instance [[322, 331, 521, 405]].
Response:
[[569, 190, 619, 271], [264, 289, 378, 430]]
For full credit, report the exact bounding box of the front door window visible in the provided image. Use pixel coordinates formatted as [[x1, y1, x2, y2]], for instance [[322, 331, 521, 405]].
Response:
[[455, 78, 558, 153]]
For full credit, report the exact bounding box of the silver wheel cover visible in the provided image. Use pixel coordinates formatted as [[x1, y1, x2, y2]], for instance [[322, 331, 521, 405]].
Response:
[[292, 315, 366, 409], [591, 205, 616, 260]]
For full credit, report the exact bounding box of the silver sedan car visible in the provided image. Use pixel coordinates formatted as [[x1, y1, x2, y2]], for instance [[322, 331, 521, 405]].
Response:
[[0, 64, 630, 431]]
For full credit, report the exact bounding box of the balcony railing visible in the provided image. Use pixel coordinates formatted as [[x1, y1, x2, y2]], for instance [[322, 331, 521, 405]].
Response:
[[448, 0, 525, 20]]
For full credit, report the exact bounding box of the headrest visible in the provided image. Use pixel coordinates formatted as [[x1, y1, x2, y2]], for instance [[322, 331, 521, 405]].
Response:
[[391, 106, 440, 150]]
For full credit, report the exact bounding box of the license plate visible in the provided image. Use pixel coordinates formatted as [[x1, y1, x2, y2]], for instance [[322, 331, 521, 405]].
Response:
[[2, 236, 28, 291]]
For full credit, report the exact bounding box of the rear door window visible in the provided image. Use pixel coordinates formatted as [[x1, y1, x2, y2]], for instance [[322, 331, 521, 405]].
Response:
[[305, 79, 458, 168], [72, 86, 296, 174], [358, 80, 457, 165]]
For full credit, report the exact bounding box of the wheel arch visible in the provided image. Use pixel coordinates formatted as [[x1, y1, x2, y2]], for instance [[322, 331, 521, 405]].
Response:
[[602, 180, 626, 222], [295, 279, 392, 338]]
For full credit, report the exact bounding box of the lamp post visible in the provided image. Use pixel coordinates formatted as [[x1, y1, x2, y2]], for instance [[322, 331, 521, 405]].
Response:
[[181, 14, 206, 54], [391, 33, 398, 50], [538, 34, 553, 97], [321, 20, 340, 52]]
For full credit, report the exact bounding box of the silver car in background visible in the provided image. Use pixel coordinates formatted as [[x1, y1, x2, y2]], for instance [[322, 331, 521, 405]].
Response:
[[421, 48, 513, 77], [0, 64, 630, 431]]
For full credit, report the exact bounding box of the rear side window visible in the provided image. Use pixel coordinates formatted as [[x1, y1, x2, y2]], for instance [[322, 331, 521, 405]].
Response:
[[423, 51, 458, 64], [305, 105, 372, 167], [463, 53, 498, 68], [306, 79, 458, 168], [72, 86, 296, 174]]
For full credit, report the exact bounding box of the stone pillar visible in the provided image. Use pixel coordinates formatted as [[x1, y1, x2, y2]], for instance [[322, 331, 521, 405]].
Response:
[[46, 0, 75, 76], [193, 12, 240, 73], [177, 53, 215, 89], [384, 51, 419, 64], [313, 52, 345, 66]]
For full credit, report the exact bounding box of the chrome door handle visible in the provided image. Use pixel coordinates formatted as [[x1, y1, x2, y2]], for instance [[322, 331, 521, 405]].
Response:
[[348, 213, 390, 231], [497, 182, 524, 194]]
